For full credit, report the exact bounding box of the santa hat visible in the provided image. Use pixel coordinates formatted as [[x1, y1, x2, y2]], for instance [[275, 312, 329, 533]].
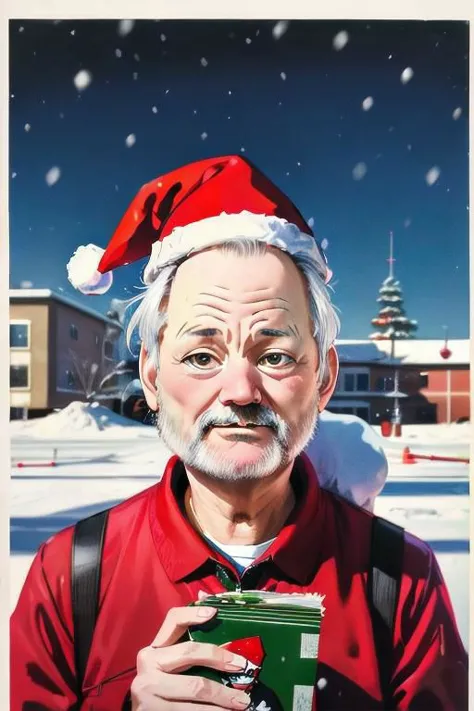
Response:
[[66, 155, 331, 295], [221, 636, 266, 668]]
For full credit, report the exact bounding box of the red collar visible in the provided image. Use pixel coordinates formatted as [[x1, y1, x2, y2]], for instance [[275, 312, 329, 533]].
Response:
[[149, 453, 323, 585]]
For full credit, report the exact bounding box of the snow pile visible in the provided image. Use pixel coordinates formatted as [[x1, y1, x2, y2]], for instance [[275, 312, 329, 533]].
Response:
[[11, 401, 152, 439]]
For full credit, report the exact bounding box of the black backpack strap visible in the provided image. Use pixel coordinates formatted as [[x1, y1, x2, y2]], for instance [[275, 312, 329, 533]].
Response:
[[72, 509, 109, 698], [368, 515, 405, 709]]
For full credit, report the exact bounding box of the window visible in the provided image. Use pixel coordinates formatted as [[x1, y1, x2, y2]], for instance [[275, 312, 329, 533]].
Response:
[[338, 369, 370, 393], [10, 364, 29, 388], [356, 373, 369, 391], [419, 372, 429, 388], [104, 340, 114, 358], [66, 370, 76, 387], [70, 324, 79, 340], [375, 376, 394, 392], [10, 322, 29, 348]]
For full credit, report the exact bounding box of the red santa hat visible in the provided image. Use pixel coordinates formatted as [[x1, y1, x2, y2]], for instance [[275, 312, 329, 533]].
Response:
[[221, 636, 266, 668], [66, 155, 332, 295]]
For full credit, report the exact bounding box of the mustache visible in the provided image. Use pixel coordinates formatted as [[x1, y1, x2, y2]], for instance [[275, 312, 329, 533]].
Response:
[[198, 404, 281, 435]]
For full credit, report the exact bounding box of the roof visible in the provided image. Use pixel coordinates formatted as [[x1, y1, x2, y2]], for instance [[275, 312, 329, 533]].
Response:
[[9, 289, 121, 327], [335, 339, 470, 366]]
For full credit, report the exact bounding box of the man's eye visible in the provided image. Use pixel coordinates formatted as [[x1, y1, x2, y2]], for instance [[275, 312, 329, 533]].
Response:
[[259, 353, 295, 367], [183, 353, 219, 370]]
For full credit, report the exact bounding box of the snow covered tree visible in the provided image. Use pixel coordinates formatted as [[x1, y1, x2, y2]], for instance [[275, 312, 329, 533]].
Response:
[[369, 275, 418, 341], [369, 232, 417, 342]]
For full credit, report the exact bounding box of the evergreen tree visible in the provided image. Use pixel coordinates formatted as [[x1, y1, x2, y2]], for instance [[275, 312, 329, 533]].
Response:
[[369, 233, 417, 341]]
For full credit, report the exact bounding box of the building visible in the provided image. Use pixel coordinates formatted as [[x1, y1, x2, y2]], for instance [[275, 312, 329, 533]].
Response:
[[9, 289, 122, 419], [330, 339, 470, 424]]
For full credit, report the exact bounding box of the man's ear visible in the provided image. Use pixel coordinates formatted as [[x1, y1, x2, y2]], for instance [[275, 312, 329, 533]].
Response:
[[318, 345, 339, 412], [139, 345, 158, 412]]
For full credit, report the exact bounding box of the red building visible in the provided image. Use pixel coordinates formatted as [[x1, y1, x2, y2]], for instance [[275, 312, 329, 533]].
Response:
[[329, 339, 470, 425]]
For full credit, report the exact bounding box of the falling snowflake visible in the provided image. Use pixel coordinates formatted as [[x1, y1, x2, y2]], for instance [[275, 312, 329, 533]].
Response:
[[333, 30, 349, 51], [152, 106, 158, 113], [160, 33, 167, 41], [388, 54, 393, 59], [272, 21, 289, 40], [115, 185, 119, 191], [73, 69, 92, 91], [24, 123, 31, 132], [200, 57, 208, 67], [115, 48, 123, 58], [297, 161, 301, 166], [308, 217, 314, 228], [45, 166, 61, 186], [404, 218, 412, 228], [400, 67, 414, 84], [228, 90, 232, 95], [59, 112, 64, 119], [452, 107, 462, 120], [133, 72, 138, 80], [134, 53, 140, 61], [165, 89, 169, 94], [317, 678, 328, 690], [278, 101, 282, 106], [246, 38, 252, 44], [11, 94, 14, 99], [286, 172, 290, 176], [407, 144, 412, 151], [19, 26, 24, 32], [118, 19, 135, 37], [228, 116, 231, 119], [12, 172, 17, 179], [280, 72, 287, 81], [362, 96, 373, 111], [388, 126, 395, 132], [201, 132, 208, 140], [352, 162, 367, 181], [70, 30, 75, 36], [321, 238, 329, 250], [425, 166, 441, 186], [256, 29, 260, 36], [193, 109, 197, 114], [240, 147, 246, 152], [125, 133, 136, 147]]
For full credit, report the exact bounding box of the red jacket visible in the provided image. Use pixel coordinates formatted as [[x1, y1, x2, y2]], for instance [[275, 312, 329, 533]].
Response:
[[11, 455, 467, 710]]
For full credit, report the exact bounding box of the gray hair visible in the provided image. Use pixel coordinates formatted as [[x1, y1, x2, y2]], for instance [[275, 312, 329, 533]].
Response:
[[126, 239, 340, 386]]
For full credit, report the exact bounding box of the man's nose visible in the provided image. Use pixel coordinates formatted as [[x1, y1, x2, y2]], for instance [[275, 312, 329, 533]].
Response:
[[218, 358, 262, 406]]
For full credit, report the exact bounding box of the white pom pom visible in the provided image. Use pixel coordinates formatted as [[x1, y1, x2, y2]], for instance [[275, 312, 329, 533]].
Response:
[[66, 244, 113, 295]]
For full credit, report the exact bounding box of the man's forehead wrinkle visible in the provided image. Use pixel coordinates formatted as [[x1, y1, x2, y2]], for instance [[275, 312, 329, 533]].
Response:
[[193, 301, 231, 315], [193, 312, 228, 325], [250, 306, 290, 318], [175, 321, 189, 339], [199, 291, 233, 303]]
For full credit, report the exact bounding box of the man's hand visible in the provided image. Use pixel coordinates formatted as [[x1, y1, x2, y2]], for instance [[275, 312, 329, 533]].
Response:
[[131, 605, 251, 710]]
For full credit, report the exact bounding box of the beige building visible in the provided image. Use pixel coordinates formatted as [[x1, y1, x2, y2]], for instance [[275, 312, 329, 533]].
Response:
[[9, 289, 121, 418]]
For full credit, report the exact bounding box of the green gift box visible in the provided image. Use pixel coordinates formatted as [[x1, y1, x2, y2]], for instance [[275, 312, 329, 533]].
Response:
[[188, 591, 325, 711]]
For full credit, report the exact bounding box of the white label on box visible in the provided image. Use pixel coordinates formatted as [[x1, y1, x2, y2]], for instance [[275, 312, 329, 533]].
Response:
[[292, 684, 314, 711], [300, 632, 319, 658]]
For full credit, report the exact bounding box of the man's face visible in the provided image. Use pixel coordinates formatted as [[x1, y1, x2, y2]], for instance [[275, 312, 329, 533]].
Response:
[[141, 247, 337, 481]]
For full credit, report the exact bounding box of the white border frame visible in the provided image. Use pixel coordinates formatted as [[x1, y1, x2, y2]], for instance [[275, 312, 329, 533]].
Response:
[[1, 7, 472, 711]]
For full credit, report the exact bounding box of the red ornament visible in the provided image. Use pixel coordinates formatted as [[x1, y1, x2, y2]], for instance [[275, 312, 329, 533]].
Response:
[[440, 346, 452, 360]]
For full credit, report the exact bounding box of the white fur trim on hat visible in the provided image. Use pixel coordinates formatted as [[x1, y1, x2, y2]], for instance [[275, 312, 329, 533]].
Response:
[[67, 244, 113, 295], [143, 211, 328, 285]]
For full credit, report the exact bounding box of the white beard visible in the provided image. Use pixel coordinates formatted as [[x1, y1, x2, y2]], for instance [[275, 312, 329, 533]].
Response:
[[154, 390, 320, 482]]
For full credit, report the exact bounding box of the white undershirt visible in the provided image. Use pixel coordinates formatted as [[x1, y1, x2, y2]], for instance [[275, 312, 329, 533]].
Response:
[[203, 530, 276, 573]]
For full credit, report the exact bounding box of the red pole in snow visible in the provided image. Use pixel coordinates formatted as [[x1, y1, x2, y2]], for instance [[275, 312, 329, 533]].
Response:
[[15, 461, 57, 468]]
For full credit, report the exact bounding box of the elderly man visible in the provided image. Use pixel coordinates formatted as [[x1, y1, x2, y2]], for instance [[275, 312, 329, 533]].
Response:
[[11, 156, 467, 711]]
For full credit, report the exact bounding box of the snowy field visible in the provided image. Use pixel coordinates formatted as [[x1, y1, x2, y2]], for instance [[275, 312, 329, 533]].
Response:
[[10, 404, 470, 649]]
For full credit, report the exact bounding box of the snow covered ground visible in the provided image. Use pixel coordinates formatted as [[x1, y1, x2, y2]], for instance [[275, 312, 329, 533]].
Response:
[[10, 406, 470, 649]]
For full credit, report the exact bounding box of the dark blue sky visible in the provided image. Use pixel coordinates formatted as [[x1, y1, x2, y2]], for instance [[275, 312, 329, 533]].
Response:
[[9, 19, 469, 339]]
